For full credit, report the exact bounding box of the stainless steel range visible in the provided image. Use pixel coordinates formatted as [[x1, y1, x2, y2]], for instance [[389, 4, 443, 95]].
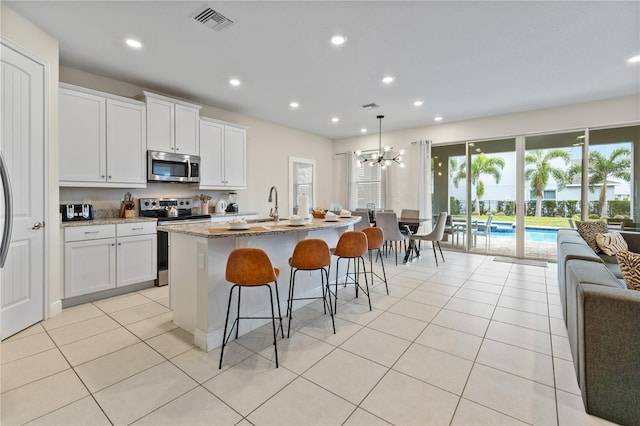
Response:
[[140, 197, 212, 286]]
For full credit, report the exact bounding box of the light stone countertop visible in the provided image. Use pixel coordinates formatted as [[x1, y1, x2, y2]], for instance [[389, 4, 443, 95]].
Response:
[[159, 216, 361, 238]]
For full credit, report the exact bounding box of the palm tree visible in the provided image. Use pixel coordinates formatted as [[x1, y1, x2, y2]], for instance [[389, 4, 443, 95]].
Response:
[[452, 154, 505, 214], [525, 149, 571, 217], [588, 148, 631, 217]]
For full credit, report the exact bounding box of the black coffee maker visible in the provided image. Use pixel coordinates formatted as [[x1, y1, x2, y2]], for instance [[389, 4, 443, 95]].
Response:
[[225, 192, 239, 213]]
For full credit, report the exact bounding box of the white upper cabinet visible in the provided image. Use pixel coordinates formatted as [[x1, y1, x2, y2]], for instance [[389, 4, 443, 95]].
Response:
[[141, 91, 202, 156], [59, 88, 106, 183], [59, 84, 146, 188], [199, 118, 247, 190], [106, 99, 146, 184]]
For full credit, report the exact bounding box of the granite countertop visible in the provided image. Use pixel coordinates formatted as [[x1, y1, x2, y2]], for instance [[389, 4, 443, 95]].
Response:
[[61, 217, 158, 227], [160, 216, 361, 238], [209, 212, 259, 218]]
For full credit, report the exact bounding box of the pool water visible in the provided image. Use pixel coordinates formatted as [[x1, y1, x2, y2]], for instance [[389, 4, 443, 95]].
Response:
[[491, 226, 558, 243]]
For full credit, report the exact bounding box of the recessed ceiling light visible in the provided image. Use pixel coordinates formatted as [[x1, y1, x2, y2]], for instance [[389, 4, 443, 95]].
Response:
[[125, 39, 142, 48], [434, 116, 443, 122], [628, 55, 640, 63], [413, 100, 424, 107], [289, 102, 299, 108], [331, 35, 346, 45], [382, 76, 395, 84], [331, 117, 340, 123], [360, 128, 367, 133], [229, 78, 241, 86]]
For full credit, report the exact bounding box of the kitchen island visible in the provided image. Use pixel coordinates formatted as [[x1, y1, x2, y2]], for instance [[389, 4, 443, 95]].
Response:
[[161, 217, 360, 351]]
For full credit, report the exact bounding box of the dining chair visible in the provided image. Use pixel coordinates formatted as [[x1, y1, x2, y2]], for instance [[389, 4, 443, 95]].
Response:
[[375, 211, 408, 265], [350, 210, 371, 231], [472, 214, 494, 250], [408, 212, 448, 265]]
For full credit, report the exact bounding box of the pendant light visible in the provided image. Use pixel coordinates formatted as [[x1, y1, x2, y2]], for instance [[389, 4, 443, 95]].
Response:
[[356, 115, 405, 169]]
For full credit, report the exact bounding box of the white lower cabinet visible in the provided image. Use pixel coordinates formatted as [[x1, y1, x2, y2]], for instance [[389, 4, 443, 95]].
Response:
[[117, 233, 157, 287], [64, 222, 157, 298]]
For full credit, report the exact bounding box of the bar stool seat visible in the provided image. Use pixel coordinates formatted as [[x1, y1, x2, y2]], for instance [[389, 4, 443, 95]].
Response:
[[287, 239, 335, 337], [332, 231, 371, 312], [362, 227, 389, 295], [219, 248, 284, 369]]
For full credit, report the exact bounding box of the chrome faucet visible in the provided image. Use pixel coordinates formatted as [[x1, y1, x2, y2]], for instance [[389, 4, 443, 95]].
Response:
[[268, 186, 279, 223]]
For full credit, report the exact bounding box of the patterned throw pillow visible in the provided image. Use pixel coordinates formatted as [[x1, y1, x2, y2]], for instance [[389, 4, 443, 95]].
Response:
[[617, 250, 640, 290], [576, 221, 609, 253], [595, 232, 629, 256]]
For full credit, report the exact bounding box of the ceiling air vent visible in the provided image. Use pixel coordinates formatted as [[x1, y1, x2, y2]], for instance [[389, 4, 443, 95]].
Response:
[[362, 103, 380, 110], [191, 7, 234, 32]]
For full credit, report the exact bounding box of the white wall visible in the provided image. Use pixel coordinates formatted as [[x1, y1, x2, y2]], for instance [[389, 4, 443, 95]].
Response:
[[59, 67, 334, 218], [1, 4, 61, 316], [334, 96, 640, 211]]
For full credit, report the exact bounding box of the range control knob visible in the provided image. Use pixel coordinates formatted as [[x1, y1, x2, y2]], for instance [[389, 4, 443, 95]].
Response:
[[151, 201, 157, 206], [179, 201, 184, 206], [144, 201, 150, 206]]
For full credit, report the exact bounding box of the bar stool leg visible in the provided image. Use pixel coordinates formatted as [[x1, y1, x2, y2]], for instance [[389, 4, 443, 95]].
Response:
[[272, 279, 284, 338], [235, 286, 242, 339], [376, 248, 389, 295], [323, 267, 336, 334], [219, 285, 237, 369], [265, 284, 279, 368], [360, 256, 372, 311]]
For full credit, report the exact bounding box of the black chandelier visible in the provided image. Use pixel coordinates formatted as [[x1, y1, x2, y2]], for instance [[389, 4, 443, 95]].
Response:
[[356, 115, 405, 169]]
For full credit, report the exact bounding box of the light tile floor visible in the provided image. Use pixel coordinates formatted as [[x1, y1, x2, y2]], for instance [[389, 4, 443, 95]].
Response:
[[1, 251, 619, 425]]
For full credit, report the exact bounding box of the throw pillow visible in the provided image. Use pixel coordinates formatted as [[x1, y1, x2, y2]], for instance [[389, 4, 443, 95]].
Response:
[[595, 232, 629, 256], [616, 250, 640, 290], [576, 221, 609, 253]]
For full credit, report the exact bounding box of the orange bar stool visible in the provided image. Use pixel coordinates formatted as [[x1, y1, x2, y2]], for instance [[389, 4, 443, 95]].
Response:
[[219, 248, 284, 369], [332, 231, 371, 312], [362, 227, 389, 295], [287, 239, 335, 338]]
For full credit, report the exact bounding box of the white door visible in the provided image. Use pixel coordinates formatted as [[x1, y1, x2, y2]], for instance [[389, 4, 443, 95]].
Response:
[[146, 96, 174, 152], [116, 234, 157, 287], [65, 238, 116, 298], [1, 42, 46, 339]]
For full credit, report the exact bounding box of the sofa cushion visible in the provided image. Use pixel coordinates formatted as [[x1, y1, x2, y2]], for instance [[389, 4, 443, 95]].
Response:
[[576, 221, 609, 253], [617, 250, 640, 290], [596, 232, 628, 256]]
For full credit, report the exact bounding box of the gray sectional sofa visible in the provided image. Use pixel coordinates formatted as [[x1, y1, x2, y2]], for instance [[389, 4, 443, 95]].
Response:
[[556, 229, 640, 426]]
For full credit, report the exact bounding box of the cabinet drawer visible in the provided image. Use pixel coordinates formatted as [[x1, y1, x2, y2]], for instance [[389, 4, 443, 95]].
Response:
[[65, 224, 116, 242], [116, 221, 157, 237]]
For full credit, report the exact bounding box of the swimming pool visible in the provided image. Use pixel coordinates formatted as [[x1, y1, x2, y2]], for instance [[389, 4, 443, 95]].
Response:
[[491, 226, 558, 243]]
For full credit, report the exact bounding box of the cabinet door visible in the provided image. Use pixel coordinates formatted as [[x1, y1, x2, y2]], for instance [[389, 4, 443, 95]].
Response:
[[146, 96, 174, 152], [106, 99, 146, 185], [117, 234, 157, 287], [224, 126, 247, 188], [175, 105, 200, 155], [199, 120, 225, 188], [59, 89, 106, 184], [65, 238, 116, 298]]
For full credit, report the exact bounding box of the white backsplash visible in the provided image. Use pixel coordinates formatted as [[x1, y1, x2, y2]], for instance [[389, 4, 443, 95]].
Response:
[[60, 184, 236, 214]]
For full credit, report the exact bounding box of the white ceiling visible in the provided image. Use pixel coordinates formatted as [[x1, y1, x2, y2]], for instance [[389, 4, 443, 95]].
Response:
[[6, 1, 640, 139]]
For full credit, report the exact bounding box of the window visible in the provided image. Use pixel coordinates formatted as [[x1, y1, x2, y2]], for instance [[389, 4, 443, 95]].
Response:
[[289, 157, 316, 215], [529, 190, 557, 200], [355, 152, 383, 208]]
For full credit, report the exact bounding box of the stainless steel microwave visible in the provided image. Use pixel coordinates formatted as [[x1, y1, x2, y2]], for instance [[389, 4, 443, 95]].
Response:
[[147, 151, 200, 183]]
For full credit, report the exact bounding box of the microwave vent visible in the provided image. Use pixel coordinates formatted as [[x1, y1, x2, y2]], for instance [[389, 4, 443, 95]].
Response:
[[191, 7, 234, 32]]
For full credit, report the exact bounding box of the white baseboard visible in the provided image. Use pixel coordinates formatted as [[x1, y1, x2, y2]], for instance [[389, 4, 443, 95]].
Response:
[[49, 299, 62, 318]]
